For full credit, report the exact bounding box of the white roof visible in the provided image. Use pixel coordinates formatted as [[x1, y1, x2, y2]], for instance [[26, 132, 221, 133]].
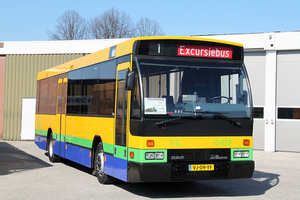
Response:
[[0, 38, 129, 55], [194, 31, 300, 51], [1, 32, 300, 55]]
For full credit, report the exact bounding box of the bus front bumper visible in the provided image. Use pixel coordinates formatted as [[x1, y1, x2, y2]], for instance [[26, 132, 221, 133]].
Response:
[[127, 161, 254, 183]]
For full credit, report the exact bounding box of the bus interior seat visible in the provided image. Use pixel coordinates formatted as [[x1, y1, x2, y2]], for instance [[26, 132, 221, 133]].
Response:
[[162, 95, 175, 112]]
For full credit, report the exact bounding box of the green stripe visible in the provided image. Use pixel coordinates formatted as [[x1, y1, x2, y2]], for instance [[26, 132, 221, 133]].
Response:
[[128, 148, 167, 163], [103, 143, 114, 154], [114, 145, 127, 159], [65, 135, 92, 149], [35, 128, 93, 149], [231, 148, 253, 161], [35, 129, 47, 137]]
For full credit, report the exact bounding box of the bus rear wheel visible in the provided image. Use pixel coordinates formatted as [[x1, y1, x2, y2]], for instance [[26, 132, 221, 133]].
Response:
[[47, 133, 60, 162], [94, 142, 115, 184]]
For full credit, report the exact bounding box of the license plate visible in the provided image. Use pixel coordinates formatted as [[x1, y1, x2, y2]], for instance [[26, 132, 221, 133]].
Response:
[[189, 164, 214, 171]]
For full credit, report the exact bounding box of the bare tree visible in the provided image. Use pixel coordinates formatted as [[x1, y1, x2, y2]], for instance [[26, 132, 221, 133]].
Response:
[[136, 17, 164, 37], [88, 8, 135, 39], [48, 10, 87, 40]]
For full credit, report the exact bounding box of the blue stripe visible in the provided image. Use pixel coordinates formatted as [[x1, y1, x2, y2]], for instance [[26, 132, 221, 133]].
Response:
[[65, 142, 92, 168], [104, 154, 114, 176], [53, 139, 60, 156], [35, 135, 47, 151], [51, 140, 92, 168], [36, 135, 128, 181], [113, 157, 128, 182]]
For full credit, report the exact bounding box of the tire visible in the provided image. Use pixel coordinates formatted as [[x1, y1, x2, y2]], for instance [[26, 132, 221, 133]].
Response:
[[48, 133, 60, 162], [94, 142, 115, 184]]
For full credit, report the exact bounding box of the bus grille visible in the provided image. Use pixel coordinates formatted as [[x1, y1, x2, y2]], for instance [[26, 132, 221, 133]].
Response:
[[168, 149, 230, 162]]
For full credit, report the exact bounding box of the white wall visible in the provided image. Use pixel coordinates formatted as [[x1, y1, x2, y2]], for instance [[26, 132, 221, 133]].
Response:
[[21, 98, 36, 140], [0, 39, 128, 55]]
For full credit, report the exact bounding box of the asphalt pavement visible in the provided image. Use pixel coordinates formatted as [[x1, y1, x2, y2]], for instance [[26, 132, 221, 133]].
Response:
[[0, 140, 299, 200]]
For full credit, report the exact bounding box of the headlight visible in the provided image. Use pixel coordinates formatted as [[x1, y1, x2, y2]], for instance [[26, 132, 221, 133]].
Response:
[[155, 152, 164, 160], [145, 152, 164, 160], [241, 151, 249, 158], [234, 151, 242, 158], [233, 151, 249, 158], [145, 153, 155, 160]]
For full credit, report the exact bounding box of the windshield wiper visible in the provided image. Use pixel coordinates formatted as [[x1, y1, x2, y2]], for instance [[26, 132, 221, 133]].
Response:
[[155, 117, 183, 126], [155, 115, 202, 126], [155, 111, 241, 128], [184, 111, 241, 127]]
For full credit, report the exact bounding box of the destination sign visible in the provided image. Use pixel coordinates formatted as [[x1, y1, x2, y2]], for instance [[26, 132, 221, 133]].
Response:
[[178, 44, 233, 59]]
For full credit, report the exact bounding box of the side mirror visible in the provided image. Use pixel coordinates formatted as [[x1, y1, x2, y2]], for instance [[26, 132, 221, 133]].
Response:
[[126, 71, 135, 91]]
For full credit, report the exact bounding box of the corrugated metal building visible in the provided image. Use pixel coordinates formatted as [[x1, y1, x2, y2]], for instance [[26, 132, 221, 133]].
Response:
[[0, 39, 127, 140], [4, 54, 85, 140]]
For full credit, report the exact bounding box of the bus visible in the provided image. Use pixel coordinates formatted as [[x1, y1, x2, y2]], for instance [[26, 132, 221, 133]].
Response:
[[35, 36, 254, 184]]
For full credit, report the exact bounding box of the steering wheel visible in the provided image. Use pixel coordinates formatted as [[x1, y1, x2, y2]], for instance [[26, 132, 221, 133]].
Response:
[[207, 96, 230, 104]]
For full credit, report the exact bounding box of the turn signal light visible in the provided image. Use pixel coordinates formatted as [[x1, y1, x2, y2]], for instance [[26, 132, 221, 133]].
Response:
[[130, 152, 134, 159], [147, 140, 155, 147], [243, 139, 250, 146]]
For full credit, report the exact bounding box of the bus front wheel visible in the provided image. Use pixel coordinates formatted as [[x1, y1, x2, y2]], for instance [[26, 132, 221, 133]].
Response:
[[47, 133, 60, 162], [94, 142, 115, 184]]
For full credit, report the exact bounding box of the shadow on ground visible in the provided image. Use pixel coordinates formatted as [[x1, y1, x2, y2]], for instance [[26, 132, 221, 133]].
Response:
[[46, 147, 280, 198], [0, 142, 52, 176], [113, 170, 279, 198]]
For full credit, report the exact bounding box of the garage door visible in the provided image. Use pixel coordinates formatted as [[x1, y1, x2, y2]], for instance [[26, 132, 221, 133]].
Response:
[[276, 50, 300, 152], [244, 52, 266, 150]]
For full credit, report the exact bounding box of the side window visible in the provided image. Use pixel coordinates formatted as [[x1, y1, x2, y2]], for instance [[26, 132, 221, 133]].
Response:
[[278, 108, 300, 119], [65, 60, 117, 116], [36, 80, 40, 114], [97, 60, 117, 115], [116, 69, 128, 146], [62, 81, 67, 114], [82, 65, 98, 114], [67, 69, 82, 114], [57, 82, 63, 114], [48, 77, 58, 114], [131, 69, 141, 118], [39, 79, 48, 114], [37, 76, 59, 114]]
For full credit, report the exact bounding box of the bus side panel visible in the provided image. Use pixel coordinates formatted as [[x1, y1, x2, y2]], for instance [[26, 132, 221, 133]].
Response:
[[35, 135, 47, 151], [64, 116, 114, 168], [104, 154, 114, 176], [113, 157, 128, 182], [53, 139, 60, 156], [35, 114, 57, 150], [65, 143, 92, 168], [65, 116, 114, 149], [60, 140, 66, 159]]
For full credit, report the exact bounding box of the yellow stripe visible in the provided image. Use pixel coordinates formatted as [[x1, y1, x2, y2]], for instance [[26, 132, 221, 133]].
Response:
[[128, 135, 252, 149]]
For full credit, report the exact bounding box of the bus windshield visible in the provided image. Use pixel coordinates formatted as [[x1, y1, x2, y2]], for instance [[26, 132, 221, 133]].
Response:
[[138, 59, 251, 119]]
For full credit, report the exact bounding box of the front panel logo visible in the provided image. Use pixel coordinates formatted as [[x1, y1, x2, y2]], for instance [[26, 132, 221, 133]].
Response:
[[210, 154, 228, 160], [171, 156, 185, 160]]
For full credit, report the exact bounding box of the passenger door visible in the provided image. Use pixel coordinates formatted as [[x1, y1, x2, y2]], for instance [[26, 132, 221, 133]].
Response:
[[56, 77, 68, 158], [113, 63, 130, 182]]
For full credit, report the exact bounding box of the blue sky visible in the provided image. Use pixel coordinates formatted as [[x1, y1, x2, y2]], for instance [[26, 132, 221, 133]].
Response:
[[1, 0, 299, 41]]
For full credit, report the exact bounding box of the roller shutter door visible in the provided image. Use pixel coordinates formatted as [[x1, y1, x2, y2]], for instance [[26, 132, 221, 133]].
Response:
[[276, 50, 300, 152], [244, 52, 266, 150]]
